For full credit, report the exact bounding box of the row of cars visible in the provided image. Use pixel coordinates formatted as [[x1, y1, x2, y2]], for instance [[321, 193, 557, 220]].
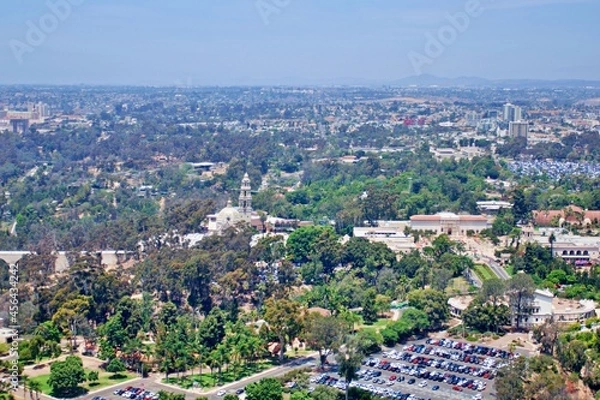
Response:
[[401, 344, 502, 369], [311, 372, 432, 400], [385, 351, 498, 380], [361, 364, 488, 393], [113, 386, 158, 400], [425, 339, 513, 360], [349, 382, 433, 400], [310, 373, 348, 391]]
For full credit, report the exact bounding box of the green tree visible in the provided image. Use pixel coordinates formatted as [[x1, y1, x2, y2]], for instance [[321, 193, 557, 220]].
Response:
[[478, 278, 506, 307], [246, 378, 283, 400], [27, 380, 42, 400], [303, 313, 346, 370], [309, 386, 338, 400], [463, 300, 510, 333], [557, 339, 587, 373], [407, 289, 448, 330], [47, 355, 86, 396], [264, 298, 302, 361], [548, 232, 556, 257], [495, 358, 526, 400], [51, 296, 90, 352], [336, 335, 364, 400], [290, 391, 312, 400], [106, 358, 126, 374], [287, 226, 332, 264], [513, 187, 529, 223], [87, 370, 99, 383], [354, 330, 382, 355], [506, 273, 535, 331], [360, 289, 378, 325]]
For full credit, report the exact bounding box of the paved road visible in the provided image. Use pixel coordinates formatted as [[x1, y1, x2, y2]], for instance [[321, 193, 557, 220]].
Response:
[[73, 356, 319, 400], [482, 256, 510, 280]]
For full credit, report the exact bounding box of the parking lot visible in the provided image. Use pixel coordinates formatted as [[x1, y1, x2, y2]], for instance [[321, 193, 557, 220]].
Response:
[[312, 338, 516, 400]]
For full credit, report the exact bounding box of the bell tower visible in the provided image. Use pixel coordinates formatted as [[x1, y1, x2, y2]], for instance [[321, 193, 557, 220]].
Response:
[[239, 173, 252, 220]]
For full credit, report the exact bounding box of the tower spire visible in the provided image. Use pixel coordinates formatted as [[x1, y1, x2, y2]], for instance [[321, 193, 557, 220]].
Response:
[[239, 173, 252, 220]]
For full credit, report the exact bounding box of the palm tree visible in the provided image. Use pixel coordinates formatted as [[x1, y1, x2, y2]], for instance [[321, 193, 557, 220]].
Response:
[[336, 336, 364, 400], [21, 375, 28, 400], [27, 380, 42, 400], [548, 232, 556, 257]]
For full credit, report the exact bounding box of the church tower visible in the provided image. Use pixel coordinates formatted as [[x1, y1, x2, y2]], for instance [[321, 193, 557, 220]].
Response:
[[239, 173, 252, 220]]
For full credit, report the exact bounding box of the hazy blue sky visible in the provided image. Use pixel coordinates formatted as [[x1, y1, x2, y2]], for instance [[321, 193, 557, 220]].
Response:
[[1, 0, 599, 85]]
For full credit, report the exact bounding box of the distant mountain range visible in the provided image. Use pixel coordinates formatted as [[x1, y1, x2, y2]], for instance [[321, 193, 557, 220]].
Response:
[[388, 74, 600, 89], [221, 74, 600, 88]]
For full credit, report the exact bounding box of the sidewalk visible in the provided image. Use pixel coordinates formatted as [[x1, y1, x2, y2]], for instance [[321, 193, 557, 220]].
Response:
[[154, 353, 319, 396]]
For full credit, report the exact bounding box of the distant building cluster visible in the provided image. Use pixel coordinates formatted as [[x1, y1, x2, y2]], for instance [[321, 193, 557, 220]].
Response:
[[508, 161, 600, 180], [0, 101, 51, 133]]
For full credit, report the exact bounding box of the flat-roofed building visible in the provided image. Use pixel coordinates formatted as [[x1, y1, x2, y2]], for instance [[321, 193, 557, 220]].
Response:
[[509, 121, 529, 138], [477, 201, 513, 215], [450, 288, 596, 330], [410, 212, 489, 237], [353, 221, 416, 254]]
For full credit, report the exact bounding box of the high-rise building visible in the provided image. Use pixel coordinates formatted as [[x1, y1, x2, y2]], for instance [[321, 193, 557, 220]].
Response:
[[513, 106, 522, 122], [509, 121, 529, 138], [27, 102, 50, 119], [503, 103, 512, 121], [503, 103, 523, 122]]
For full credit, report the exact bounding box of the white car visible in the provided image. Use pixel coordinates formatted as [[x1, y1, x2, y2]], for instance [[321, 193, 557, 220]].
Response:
[[418, 381, 427, 388], [217, 390, 227, 396]]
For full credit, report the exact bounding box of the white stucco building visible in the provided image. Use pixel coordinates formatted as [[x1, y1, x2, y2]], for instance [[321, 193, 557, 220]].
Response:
[[206, 173, 263, 234], [353, 221, 416, 253], [410, 212, 489, 237], [516, 289, 596, 329], [449, 289, 596, 330]]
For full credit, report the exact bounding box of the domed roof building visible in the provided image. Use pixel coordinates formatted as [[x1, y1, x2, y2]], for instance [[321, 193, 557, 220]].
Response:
[[206, 173, 259, 234]]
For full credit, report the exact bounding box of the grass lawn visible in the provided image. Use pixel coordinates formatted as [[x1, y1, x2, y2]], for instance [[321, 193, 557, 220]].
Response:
[[446, 277, 474, 295], [30, 370, 136, 397], [473, 264, 495, 281], [505, 265, 515, 276], [164, 361, 274, 389], [359, 318, 389, 334]]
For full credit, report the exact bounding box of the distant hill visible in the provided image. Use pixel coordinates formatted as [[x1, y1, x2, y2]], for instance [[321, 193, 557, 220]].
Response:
[[389, 74, 600, 88]]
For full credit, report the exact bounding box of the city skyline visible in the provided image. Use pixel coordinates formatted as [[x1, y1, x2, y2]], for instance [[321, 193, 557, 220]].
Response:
[[1, 0, 599, 85]]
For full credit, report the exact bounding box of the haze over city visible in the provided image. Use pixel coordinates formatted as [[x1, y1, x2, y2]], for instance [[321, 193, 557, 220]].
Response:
[[4, 2, 600, 400], [1, 0, 599, 85]]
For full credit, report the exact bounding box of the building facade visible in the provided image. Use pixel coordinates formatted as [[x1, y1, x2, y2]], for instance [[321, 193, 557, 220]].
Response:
[[206, 173, 261, 234], [409, 213, 489, 237], [509, 121, 529, 138]]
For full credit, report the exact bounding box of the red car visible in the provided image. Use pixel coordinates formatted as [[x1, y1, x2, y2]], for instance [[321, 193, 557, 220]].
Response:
[[452, 386, 463, 392], [389, 375, 397, 381]]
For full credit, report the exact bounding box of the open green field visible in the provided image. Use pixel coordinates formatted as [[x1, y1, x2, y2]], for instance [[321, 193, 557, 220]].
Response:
[[359, 318, 390, 334], [446, 277, 476, 296], [164, 361, 273, 389], [473, 264, 496, 281], [30, 371, 136, 397]]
